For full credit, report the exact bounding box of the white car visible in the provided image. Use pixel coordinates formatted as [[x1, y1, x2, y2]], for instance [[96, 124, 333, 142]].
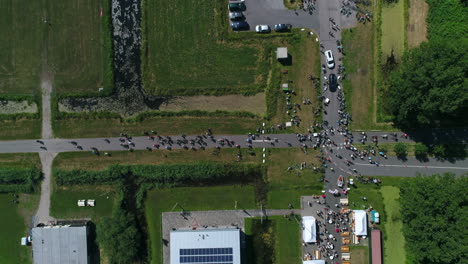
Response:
[[255, 25, 270, 33], [324, 98, 330, 105], [325, 50, 335, 69]]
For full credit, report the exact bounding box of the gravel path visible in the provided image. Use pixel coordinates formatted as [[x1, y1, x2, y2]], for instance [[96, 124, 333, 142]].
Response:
[[41, 77, 53, 139], [35, 152, 57, 224]]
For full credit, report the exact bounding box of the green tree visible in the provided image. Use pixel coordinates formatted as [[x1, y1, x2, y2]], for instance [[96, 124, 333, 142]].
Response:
[[385, 41, 468, 128], [414, 143, 428, 158], [393, 143, 407, 158], [400, 174, 468, 264], [431, 144, 446, 158]]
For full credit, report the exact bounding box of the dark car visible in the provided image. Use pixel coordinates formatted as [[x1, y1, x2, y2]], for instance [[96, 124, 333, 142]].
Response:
[[329, 74, 337, 90], [274, 24, 292, 32], [231, 21, 249, 31], [229, 12, 244, 21], [228, 2, 246, 12]]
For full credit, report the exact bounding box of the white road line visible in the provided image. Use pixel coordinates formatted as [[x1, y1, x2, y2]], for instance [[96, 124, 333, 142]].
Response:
[[354, 163, 468, 170]]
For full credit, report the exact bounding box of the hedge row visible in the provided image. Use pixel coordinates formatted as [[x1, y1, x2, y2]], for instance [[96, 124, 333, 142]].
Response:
[[0, 167, 41, 185], [0, 184, 37, 193], [54, 163, 262, 186]]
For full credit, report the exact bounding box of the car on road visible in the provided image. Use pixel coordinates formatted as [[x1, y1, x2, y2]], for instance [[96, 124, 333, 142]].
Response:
[[228, 2, 246, 12], [329, 73, 337, 90], [255, 25, 271, 33], [229, 12, 244, 21], [231, 21, 249, 31], [274, 24, 292, 32], [325, 50, 335, 69]]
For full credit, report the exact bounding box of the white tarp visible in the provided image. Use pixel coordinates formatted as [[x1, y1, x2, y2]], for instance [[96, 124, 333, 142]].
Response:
[[303, 260, 325, 264], [302, 216, 316, 243], [354, 210, 367, 236]]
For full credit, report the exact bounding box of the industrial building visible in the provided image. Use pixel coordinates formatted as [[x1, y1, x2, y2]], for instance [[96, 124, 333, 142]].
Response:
[[170, 228, 241, 264], [31, 225, 89, 264]]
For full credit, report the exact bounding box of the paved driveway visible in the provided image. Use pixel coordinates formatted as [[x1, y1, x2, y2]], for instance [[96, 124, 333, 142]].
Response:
[[242, 0, 320, 31]]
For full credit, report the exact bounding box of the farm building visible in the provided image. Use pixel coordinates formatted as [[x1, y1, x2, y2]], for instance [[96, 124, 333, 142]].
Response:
[[170, 228, 241, 264], [31, 225, 89, 264], [371, 229, 382, 264]]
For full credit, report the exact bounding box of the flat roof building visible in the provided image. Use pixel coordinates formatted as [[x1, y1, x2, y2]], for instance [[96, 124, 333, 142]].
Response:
[[371, 229, 382, 264], [170, 228, 241, 264], [276, 47, 288, 60], [31, 225, 88, 264]]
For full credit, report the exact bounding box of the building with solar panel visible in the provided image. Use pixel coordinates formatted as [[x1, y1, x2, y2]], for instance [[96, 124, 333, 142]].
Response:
[[170, 228, 241, 264]]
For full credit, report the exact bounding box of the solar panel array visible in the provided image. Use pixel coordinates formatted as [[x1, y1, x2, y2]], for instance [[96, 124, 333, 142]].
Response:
[[179, 248, 233, 264]]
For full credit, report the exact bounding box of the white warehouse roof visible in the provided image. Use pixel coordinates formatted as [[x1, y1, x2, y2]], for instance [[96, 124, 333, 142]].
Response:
[[32, 225, 88, 264], [170, 228, 241, 264], [354, 210, 368, 236], [302, 216, 316, 243]]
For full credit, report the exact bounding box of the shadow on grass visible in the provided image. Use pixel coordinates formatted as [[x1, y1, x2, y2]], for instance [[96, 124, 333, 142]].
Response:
[[87, 222, 101, 264]]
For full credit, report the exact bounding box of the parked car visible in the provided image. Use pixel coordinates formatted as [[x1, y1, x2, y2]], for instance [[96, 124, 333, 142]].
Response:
[[255, 25, 270, 33], [229, 12, 244, 21], [325, 50, 335, 69], [228, 2, 246, 12], [231, 21, 249, 31], [329, 73, 337, 90], [274, 24, 292, 32]]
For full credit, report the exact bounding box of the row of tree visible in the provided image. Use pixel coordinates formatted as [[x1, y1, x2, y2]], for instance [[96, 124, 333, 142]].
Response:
[[400, 174, 467, 264]]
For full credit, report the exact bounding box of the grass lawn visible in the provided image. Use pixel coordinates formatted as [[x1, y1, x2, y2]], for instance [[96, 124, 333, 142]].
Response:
[[0, 153, 40, 168], [407, 0, 428, 48], [245, 216, 301, 264], [0, 193, 40, 264], [0, 119, 41, 140], [0, 0, 43, 96], [47, 0, 113, 95], [381, 186, 406, 264], [142, 0, 266, 96], [50, 185, 117, 221], [350, 245, 369, 264], [381, 0, 406, 58], [53, 148, 324, 209], [348, 177, 411, 264], [145, 185, 257, 264], [53, 116, 262, 138]]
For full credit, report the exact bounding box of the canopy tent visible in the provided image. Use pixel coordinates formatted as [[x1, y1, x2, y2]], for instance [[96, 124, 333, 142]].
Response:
[[302, 216, 316, 243], [354, 210, 368, 236], [303, 260, 325, 264]]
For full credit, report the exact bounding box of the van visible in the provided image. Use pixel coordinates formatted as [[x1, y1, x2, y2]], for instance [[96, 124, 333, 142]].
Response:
[[325, 50, 335, 69], [228, 2, 246, 12]]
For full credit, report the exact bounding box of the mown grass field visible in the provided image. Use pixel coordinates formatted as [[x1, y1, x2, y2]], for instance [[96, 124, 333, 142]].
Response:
[[0, 0, 43, 96], [381, 186, 406, 264], [381, 0, 406, 58], [245, 216, 301, 264], [142, 0, 266, 96], [145, 185, 257, 264], [48, 0, 113, 95], [0, 119, 41, 140], [53, 116, 262, 138], [0, 154, 41, 264], [50, 185, 117, 221]]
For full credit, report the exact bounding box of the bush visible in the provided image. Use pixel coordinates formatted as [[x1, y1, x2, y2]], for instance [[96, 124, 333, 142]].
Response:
[[54, 165, 130, 185], [414, 143, 428, 158], [0, 167, 41, 193], [393, 143, 407, 158]]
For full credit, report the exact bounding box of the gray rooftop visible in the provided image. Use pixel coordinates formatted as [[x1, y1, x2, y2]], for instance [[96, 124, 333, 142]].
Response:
[[32, 226, 88, 264], [277, 47, 288, 59]]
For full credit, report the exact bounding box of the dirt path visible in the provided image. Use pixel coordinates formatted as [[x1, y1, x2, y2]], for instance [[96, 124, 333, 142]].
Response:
[[41, 75, 53, 139], [36, 152, 57, 224]]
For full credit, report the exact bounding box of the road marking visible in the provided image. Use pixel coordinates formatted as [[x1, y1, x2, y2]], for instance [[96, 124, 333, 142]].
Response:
[[354, 163, 468, 170]]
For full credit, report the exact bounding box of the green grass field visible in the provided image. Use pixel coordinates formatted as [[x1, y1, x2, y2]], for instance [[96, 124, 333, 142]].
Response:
[[145, 185, 257, 264], [53, 115, 262, 138], [381, 0, 406, 58], [381, 186, 406, 264], [0, 119, 41, 140], [0, 193, 40, 264], [50, 185, 117, 221], [142, 0, 266, 96], [47, 0, 113, 95], [0, 0, 43, 96], [245, 216, 301, 264]]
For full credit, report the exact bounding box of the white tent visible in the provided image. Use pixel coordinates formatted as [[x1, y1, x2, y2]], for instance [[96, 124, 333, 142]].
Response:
[[302, 216, 316, 243], [303, 260, 325, 264], [354, 210, 367, 236]]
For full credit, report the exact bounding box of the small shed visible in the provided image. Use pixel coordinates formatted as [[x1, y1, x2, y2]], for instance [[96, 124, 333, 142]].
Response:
[[276, 47, 288, 60]]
